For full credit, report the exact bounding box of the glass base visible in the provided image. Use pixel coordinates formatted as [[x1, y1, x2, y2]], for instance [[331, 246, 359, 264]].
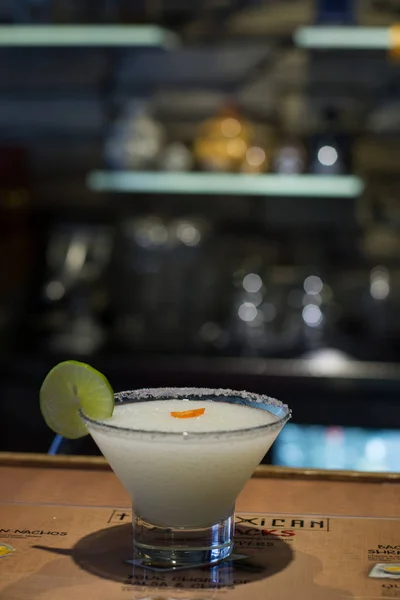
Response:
[[132, 511, 234, 569]]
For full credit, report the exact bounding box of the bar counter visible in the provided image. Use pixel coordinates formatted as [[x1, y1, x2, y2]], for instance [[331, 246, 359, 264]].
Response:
[[0, 452, 399, 516], [0, 453, 399, 599]]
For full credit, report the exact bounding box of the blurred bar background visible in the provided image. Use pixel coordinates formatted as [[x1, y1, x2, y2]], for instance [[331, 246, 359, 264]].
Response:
[[1, 0, 400, 471]]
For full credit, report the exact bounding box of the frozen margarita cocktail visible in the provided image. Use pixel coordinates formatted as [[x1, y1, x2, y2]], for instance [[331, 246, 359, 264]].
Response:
[[40, 362, 291, 568]]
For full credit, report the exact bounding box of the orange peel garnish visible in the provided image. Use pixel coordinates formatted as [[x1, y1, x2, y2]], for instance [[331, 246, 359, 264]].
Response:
[[170, 408, 206, 419]]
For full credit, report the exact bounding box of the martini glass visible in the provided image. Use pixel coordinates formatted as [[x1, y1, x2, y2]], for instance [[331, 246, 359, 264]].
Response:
[[80, 387, 291, 569]]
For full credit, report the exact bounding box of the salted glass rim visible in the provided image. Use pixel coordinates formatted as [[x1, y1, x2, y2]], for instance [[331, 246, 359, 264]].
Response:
[[79, 387, 292, 440]]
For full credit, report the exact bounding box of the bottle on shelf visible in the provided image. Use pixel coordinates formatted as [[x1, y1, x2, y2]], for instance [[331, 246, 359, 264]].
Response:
[[309, 107, 351, 175], [194, 102, 255, 173], [104, 100, 166, 171], [273, 137, 307, 174]]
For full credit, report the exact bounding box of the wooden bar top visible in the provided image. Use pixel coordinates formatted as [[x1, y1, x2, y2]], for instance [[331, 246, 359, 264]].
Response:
[[0, 452, 399, 518], [1, 453, 399, 600]]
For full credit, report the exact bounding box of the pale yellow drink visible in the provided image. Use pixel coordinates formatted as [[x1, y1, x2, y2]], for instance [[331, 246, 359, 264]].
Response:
[[86, 399, 281, 527]]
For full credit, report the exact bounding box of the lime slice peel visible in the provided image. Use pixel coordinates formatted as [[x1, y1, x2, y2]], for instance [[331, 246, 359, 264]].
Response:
[[40, 360, 114, 439]]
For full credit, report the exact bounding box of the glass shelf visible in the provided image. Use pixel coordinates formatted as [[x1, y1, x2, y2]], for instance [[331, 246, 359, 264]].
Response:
[[0, 25, 178, 48], [295, 26, 389, 50], [87, 171, 364, 198]]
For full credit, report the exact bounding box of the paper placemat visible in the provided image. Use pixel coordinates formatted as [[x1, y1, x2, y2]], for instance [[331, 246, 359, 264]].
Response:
[[0, 502, 399, 599]]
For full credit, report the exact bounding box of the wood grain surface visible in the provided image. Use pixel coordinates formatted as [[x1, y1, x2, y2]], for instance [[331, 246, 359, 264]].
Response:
[[0, 453, 398, 518]]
